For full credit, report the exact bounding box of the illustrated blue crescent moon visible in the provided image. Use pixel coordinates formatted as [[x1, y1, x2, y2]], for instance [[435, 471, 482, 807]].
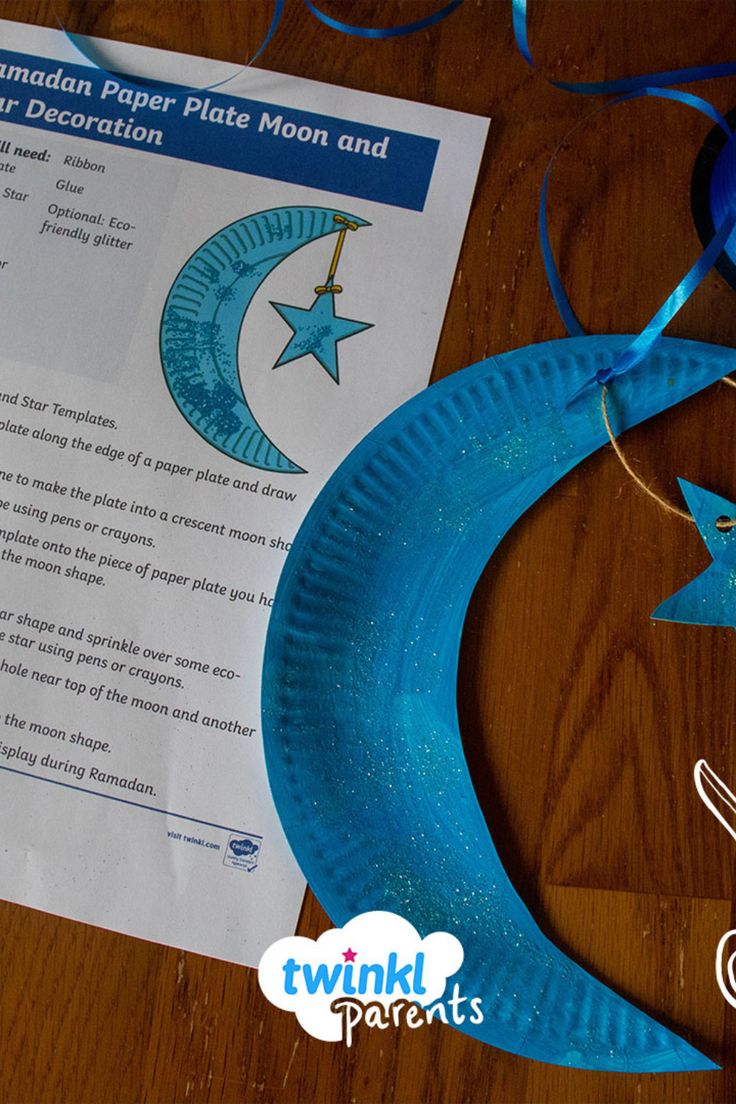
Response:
[[160, 205, 370, 473], [262, 334, 732, 1072]]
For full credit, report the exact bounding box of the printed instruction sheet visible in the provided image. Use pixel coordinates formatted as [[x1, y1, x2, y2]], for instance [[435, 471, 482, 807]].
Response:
[[0, 18, 488, 965]]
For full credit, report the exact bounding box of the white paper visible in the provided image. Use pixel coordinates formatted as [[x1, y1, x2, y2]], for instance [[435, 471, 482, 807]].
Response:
[[0, 19, 488, 965]]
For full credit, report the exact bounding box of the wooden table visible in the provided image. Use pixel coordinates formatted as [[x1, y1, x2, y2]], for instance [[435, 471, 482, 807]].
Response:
[[1, 2, 736, 1101]]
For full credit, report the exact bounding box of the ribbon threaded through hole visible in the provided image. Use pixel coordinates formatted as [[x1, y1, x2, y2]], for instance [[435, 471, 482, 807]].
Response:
[[600, 380, 736, 530]]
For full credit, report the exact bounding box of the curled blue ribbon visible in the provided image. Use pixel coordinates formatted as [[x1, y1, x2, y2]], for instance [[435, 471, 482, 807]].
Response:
[[66, 0, 735, 96], [520, 0, 736, 364], [62, 0, 285, 93], [542, 88, 736, 389], [304, 0, 463, 39], [517, 0, 736, 370], [513, 0, 736, 95], [59, 0, 736, 390], [707, 117, 736, 267], [62, 0, 461, 93], [599, 205, 736, 384]]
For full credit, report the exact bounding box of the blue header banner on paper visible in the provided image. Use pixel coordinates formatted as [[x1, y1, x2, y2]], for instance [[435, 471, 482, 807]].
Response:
[[0, 49, 438, 211]]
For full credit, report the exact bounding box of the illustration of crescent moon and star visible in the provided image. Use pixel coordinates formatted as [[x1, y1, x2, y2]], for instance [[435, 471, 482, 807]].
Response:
[[160, 204, 379, 480]]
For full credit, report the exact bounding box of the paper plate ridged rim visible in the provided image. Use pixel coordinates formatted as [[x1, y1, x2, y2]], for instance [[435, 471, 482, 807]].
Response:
[[262, 334, 732, 1072]]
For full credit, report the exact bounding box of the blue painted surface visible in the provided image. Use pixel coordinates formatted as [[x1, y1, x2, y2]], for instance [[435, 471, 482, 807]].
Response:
[[653, 479, 736, 629], [262, 334, 734, 1071], [160, 205, 369, 473]]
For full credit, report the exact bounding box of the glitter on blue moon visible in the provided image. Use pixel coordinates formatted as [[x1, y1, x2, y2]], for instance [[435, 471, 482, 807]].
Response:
[[261, 334, 733, 1072], [653, 479, 736, 629]]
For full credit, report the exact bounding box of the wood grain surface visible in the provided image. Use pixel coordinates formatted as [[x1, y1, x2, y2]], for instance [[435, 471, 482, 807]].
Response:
[[2, 2, 736, 1101]]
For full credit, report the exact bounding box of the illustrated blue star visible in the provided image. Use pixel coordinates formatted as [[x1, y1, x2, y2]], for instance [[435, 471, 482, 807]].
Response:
[[270, 293, 372, 383], [651, 479, 736, 629]]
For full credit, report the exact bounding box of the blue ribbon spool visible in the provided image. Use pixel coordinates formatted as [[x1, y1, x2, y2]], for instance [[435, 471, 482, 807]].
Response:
[[692, 113, 736, 290]]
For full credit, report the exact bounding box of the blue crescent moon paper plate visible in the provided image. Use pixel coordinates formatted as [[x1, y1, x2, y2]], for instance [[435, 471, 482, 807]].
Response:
[[261, 334, 732, 1072]]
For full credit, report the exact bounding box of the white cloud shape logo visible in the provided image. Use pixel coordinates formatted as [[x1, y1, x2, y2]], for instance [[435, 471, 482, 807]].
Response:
[[258, 911, 464, 1042]]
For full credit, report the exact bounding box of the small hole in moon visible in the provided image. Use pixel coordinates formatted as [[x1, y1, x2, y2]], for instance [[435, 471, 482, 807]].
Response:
[[715, 515, 734, 531]]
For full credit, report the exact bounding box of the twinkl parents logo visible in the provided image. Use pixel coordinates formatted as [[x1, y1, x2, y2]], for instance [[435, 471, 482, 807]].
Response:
[[257, 911, 482, 1045]]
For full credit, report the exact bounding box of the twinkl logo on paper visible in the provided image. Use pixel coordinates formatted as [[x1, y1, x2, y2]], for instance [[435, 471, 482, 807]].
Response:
[[257, 911, 483, 1045]]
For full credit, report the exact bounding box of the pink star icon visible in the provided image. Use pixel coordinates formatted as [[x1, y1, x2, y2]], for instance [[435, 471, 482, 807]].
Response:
[[342, 947, 357, 963]]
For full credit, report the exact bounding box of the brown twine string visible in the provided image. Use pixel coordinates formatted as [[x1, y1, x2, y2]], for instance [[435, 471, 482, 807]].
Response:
[[600, 378, 736, 531]]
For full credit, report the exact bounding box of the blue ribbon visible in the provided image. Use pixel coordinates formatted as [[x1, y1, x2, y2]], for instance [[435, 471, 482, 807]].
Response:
[[515, 0, 736, 383], [599, 206, 736, 385], [539, 167, 584, 339], [62, 0, 461, 92], [296, 0, 736, 386], [540, 87, 736, 388], [63, 0, 285, 93], [304, 0, 463, 39], [708, 115, 736, 267], [512, 0, 736, 95], [60, 0, 736, 389]]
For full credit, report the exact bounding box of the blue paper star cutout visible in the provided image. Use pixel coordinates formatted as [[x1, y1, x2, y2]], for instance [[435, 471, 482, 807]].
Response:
[[271, 293, 372, 383], [651, 479, 736, 629]]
